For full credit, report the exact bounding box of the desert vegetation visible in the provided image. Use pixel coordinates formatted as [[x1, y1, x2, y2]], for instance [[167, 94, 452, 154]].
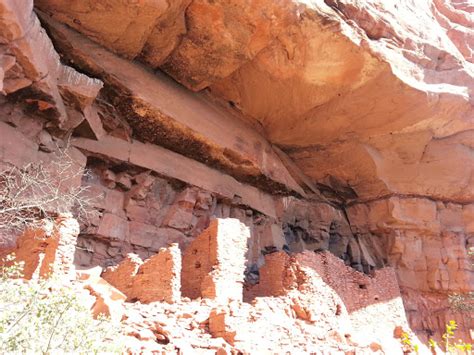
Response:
[[0, 254, 122, 353], [0, 147, 121, 353]]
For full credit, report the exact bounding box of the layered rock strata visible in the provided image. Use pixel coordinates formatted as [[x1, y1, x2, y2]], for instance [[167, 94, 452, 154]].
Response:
[[348, 196, 474, 341], [37, 14, 305, 197], [34, 0, 474, 203], [0, 0, 472, 348]]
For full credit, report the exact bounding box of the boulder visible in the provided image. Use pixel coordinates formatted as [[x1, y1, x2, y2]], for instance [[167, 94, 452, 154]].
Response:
[[84, 276, 127, 322]]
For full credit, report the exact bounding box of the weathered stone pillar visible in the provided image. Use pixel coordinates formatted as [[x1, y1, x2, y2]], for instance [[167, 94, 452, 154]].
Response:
[[11, 213, 79, 280], [182, 218, 250, 303], [49, 214, 80, 279]]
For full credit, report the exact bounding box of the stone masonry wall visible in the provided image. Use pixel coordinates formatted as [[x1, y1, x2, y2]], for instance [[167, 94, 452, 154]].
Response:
[[245, 251, 294, 298], [296, 251, 401, 313], [241, 250, 411, 353], [76, 158, 282, 271], [101, 253, 143, 298], [102, 244, 181, 304], [129, 244, 181, 304], [3, 214, 79, 280], [182, 218, 250, 303], [247, 250, 401, 312]]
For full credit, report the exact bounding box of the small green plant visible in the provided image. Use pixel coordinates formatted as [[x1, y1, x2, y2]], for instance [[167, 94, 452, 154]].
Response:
[[443, 320, 458, 351], [429, 337, 438, 351], [454, 341, 472, 353], [428, 320, 473, 355], [401, 321, 472, 354], [0, 253, 24, 279], [401, 331, 419, 354], [0, 254, 122, 353]]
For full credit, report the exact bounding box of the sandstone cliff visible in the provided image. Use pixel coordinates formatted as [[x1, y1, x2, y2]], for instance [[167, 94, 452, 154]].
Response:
[[0, 0, 472, 353]]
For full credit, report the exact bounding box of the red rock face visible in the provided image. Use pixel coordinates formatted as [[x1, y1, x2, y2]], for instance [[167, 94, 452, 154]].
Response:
[[0, 0, 473, 351], [176, 0, 473, 204], [28, 0, 474, 200], [33, 0, 473, 202], [347, 197, 474, 341]]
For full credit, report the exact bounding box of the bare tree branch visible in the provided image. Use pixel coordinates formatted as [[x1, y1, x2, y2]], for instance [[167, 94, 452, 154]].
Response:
[[0, 144, 96, 235]]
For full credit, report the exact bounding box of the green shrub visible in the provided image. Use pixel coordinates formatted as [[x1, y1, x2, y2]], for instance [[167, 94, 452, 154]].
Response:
[[399, 321, 472, 355], [0, 254, 122, 354], [438, 320, 472, 355], [400, 331, 419, 354]]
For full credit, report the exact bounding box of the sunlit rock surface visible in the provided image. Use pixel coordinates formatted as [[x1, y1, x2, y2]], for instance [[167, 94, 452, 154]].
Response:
[[35, 0, 473, 202], [0, 0, 473, 351]]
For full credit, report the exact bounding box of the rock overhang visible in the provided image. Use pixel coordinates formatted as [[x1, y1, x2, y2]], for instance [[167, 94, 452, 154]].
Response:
[[32, 0, 474, 204], [36, 0, 474, 201], [1, 1, 473, 346]]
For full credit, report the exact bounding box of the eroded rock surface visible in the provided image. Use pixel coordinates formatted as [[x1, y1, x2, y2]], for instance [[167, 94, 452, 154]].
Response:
[[348, 196, 474, 341], [34, 0, 474, 202], [37, 15, 304, 197], [0, 0, 103, 129], [0, 0, 472, 351]]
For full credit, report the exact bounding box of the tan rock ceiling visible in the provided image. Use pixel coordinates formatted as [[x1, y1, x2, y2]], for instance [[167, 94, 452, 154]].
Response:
[[23, 0, 474, 202]]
